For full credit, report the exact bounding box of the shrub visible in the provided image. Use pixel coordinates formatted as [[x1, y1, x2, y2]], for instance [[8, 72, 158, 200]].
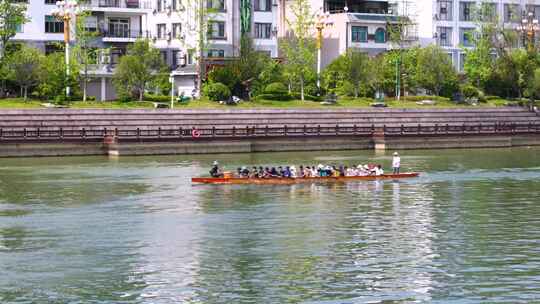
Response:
[[402, 95, 450, 102], [144, 94, 170, 102], [204, 82, 231, 101], [461, 85, 479, 99], [291, 93, 323, 101], [256, 93, 293, 101], [264, 82, 288, 94]]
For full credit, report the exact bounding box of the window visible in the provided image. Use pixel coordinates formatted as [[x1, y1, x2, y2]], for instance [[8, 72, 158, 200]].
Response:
[[45, 0, 56, 4], [172, 0, 181, 10], [160, 51, 168, 64], [374, 28, 386, 43], [172, 50, 180, 67], [437, 27, 452, 46], [8, 22, 23, 33], [208, 21, 225, 39], [527, 5, 540, 18], [45, 43, 62, 54], [459, 2, 474, 21], [85, 16, 98, 32], [207, 49, 225, 57], [254, 23, 272, 39], [438, 0, 452, 20], [45, 15, 64, 33], [460, 28, 474, 46], [480, 3, 497, 22], [504, 4, 519, 23], [172, 23, 182, 39], [187, 50, 194, 64], [156, 0, 165, 11], [207, 0, 225, 11], [157, 24, 166, 39], [109, 18, 130, 38], [254, 0, 272, 11], [351, 26, 367, 42]]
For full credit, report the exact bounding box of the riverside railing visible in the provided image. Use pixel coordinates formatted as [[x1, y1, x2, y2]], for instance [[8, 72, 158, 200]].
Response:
[[0, 122, 539, 142]]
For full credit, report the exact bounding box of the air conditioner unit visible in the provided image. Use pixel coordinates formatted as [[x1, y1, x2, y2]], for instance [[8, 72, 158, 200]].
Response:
[[434, 14, 439, 20], [433, 32, 438, 38], [167, 32, 172, 41]]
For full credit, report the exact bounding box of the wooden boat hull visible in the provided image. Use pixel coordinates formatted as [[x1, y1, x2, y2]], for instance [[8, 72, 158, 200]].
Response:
[[192, 172, 420, 184]]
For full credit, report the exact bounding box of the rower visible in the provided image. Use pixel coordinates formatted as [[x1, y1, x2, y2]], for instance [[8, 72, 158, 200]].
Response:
[[392, 152, 401, 174], [209, 161, 224, 178]]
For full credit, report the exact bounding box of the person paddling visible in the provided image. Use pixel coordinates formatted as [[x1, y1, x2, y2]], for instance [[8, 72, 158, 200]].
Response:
[[210, 161, 224, 178], [392, 152, 401, 174]]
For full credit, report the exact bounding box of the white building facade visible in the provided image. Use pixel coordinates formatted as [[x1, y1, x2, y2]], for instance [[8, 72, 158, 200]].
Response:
[[12, 0, 414, 100], [417, 0, 534, 71]]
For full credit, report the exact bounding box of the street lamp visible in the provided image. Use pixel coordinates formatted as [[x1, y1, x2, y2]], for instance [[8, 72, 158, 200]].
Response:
[[517, 11, 540, 110], [517, 11, 539, 50], [315, 8, 332, 95], [51, 0, 80, 98]]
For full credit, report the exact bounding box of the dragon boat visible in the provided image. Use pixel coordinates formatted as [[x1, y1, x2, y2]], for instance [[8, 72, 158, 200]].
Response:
[[192, 172, 420, 184]]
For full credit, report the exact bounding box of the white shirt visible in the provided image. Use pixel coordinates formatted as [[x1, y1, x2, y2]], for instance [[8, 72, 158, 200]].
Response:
[[392, 156, 401, 168], [375, 167, 384, 176]]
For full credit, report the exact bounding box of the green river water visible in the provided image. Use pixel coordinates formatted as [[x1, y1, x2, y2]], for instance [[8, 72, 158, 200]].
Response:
[[1, 147, 540, 303]]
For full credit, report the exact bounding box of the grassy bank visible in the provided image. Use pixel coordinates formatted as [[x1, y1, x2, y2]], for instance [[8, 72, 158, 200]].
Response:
[[0, 97, 520, 109]]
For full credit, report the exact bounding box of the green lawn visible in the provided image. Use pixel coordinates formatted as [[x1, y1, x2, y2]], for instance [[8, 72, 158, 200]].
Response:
[[0, 97, 521, 109]]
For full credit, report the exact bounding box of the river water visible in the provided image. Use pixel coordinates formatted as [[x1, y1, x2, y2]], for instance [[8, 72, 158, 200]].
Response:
[[1, 148, 540, 303]]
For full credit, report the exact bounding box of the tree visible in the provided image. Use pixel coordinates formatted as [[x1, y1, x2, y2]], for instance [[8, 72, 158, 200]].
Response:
[[36, 51, 79, 101], [280, 0, 316, 101], [415, 45, 458, 96], [322, 50, 373, 98], [72, 11, 99, 102], [6, 45, 42, 100], [180, 0, 219, 97], [113, 39, 165, 101], [0, 0, 29, 60]]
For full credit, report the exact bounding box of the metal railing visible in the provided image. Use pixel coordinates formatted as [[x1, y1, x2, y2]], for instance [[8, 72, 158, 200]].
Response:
[[0, 123, 539, 142]]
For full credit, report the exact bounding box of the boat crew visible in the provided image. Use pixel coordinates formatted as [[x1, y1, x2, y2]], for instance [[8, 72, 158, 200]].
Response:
[[374, 164, 384, 176], [392, 152, 401, 174], [210, 161, 224, 178]]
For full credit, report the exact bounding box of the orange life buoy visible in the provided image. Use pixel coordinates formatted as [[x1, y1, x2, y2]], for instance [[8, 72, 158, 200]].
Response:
[[191, 129, 201, 138]]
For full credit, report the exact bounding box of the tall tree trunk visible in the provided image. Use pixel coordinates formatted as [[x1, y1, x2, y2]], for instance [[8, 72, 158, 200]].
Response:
[[139, 89, 144, 101], [83, 81, 87, 102], [300, 76, 305, 101], [23, 86, 27, 101]]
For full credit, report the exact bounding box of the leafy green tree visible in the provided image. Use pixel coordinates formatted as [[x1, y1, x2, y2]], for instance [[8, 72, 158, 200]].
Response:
[[415, 45, 458, 96], [322, 50, 373, 98], [0, 0, 30, 60], [280, 0, 316, 101], [72, 11, 99, 102], [6, 45, 42, 100], [113, 39, 165, 101], [36, 51, 79, 101]]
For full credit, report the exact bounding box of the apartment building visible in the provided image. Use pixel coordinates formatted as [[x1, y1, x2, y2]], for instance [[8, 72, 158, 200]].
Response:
[[417, 0, 532, 71], [11, 0, 151, 100], [11, 0, 409, 100], [147, 0, 281, 96]]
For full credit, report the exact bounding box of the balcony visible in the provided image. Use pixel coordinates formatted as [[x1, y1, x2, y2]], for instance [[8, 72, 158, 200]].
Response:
[[81, 0, 151, 12], [100, 29, 150, 42]]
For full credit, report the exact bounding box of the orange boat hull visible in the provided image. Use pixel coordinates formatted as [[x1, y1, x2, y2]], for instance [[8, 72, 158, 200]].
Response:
[[192, 172, 420, 184]]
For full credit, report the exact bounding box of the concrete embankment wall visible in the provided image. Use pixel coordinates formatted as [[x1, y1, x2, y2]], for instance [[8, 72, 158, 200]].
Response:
[[0, 108, 539, 157], [1, 134, 540, 157]]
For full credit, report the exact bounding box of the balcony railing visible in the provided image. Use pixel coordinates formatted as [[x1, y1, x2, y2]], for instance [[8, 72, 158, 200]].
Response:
[[81, 0, 152, 9], [100, 29, 150, 39]]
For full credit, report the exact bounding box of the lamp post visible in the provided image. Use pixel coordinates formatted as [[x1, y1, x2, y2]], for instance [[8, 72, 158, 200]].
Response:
[[517, 11, 539, 110], [51, 0, 79, 98], [315, 8, 332, 95], [518, 11, 539, 51]]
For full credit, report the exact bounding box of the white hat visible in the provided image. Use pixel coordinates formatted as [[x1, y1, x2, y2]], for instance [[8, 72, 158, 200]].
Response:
[[213, 160, 219, 165], [364, 165, 370, 169], [357, 164, 363, 169], [318, 164, 324, 169], [393, 152, 399, 156]]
